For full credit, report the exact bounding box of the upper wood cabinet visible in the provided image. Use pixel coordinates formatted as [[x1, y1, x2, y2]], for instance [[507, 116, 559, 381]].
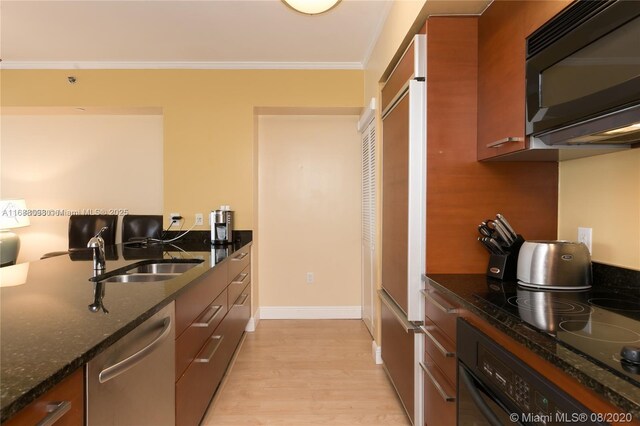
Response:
[[477, 0, 571, 160]]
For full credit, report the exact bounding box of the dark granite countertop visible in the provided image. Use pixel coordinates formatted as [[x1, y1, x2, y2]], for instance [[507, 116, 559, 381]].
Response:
[[427, 267, 640, 419], [0, 231, 252, 422]]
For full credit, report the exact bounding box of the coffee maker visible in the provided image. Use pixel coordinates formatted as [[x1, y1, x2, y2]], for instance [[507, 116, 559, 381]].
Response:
[[210, 207, 233, 245]]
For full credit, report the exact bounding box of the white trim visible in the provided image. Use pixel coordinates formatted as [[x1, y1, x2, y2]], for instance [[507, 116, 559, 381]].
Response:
[[361, 0, 394, 69], [372, 341, 383, 365], [357, 97, 377, 133], [0, 61, 364, 70], [245, 314, 260, 332], [406, 79, 426, 322], [259, 306, 362, 320]]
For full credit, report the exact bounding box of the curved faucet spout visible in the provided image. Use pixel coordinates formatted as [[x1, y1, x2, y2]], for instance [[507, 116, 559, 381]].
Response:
[[87, 227, 108, 271]]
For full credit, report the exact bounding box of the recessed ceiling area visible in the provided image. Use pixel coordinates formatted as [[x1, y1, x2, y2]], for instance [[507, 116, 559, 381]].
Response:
[[0, 0, 491, 70]]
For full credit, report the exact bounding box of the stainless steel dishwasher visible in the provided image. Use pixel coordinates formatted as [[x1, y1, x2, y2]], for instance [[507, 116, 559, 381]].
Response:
[[86, 302, 175, 425]]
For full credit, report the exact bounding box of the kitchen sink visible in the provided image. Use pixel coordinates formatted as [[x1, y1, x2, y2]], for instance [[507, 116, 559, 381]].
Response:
[[102, 273, 180, 283], [128, 262, 199, 274], [94, 259, 204, 283]]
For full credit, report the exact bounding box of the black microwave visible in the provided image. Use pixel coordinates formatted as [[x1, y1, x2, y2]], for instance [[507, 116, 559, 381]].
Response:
[[525, 0, 640, 146]]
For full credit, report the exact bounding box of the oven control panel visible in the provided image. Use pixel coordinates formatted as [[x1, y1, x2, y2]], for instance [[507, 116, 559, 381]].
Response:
[[479, 345, 559, 425]]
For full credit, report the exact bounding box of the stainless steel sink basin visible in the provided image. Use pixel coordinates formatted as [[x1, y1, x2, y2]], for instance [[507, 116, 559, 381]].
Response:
[[94, 260, 203, 283], [102, 273, 180, 283], [128, 262, 199, 274]]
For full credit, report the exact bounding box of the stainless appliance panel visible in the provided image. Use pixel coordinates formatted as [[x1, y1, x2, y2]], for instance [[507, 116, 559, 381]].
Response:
[[87, 302, 175, 426], [525, 0, 640, 146]]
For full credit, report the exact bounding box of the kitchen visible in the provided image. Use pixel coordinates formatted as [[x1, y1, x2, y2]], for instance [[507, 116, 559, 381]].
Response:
[[1, 0, 639, 425]]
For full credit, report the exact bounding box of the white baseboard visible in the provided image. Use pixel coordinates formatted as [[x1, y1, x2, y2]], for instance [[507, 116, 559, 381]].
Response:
[[372, 341, 383, 365], [259, 306, 362, 320], [245, 312, 260, 332]]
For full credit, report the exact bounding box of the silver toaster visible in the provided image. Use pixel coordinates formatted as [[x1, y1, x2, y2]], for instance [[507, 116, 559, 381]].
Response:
[[517, 240, 592, 290]]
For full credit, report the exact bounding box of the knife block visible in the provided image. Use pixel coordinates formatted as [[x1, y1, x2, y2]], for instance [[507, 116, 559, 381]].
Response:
[[486, 235, 525, 281]]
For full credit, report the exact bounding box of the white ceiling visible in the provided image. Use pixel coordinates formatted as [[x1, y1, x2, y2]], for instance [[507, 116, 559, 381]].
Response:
[[0, 0, 394, 69]]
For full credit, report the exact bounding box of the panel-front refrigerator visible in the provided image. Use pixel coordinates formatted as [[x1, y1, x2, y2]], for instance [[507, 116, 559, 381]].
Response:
[[380, 33, 426, 426]]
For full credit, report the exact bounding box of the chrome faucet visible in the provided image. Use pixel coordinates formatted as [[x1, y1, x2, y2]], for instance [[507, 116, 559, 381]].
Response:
[[87, 227, 108, 271]]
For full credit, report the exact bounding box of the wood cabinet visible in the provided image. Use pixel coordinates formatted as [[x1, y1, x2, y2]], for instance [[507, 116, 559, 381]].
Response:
[[175, 246, 252, 426], [422, 283, 459, 426], [3, 368, 83, 426], [477, 0, 571, 160]]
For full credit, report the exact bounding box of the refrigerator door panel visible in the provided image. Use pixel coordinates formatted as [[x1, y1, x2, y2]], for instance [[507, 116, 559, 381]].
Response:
[[382, 91, 410, 314]]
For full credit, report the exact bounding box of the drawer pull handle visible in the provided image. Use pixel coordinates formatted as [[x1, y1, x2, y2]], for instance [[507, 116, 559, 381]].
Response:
[[418, 325, 455, 357], [192, 304, 223, 328], [486, 136, 523, 148], [421, 290, 457, 314], [231, 272, 249, 284], [378, 289, 418, 333], [231, 252, 248, 261], [99, 316, 172, 383], [419, 362, 456, 402], [36, 401, 71, 426], [234, 293, 249, 307], [195, 335, 224, 363]]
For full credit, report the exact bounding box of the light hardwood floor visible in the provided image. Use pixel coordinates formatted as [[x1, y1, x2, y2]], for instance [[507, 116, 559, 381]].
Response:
[[202, 320, 411, 425]]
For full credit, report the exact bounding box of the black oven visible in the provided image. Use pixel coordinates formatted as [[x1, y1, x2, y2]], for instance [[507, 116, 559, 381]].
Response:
[[525, 0, 640, 145], [456, 319, 604, 426]]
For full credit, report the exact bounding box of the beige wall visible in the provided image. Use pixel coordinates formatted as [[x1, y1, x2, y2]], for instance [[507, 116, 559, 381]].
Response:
[[1, 69, 364, 231], [558, 149, 640, 270], [1, 113, 163, 262], [257, 115, 361, 309]]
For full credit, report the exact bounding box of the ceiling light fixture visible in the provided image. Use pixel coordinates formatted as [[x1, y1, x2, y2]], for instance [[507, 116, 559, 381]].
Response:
[[281, 0, 341, 15]]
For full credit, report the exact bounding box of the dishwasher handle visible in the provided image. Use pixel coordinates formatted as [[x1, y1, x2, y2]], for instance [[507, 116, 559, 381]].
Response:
[[98, 316, 172, 384]]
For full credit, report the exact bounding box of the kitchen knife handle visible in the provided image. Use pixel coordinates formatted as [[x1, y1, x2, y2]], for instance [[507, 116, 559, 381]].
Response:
[[496, 214, 517, 238], [486, 137, 523, 148]]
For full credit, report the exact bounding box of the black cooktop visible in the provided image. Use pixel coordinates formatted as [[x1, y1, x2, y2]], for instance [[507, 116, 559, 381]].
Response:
[[475, 280, 640, 385]]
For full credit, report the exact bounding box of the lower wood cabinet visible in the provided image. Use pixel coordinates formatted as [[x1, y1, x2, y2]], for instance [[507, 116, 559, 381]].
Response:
[[380, 300, 415, 424], [422, 281, 459, 426], [422, 353, 456, 426], [3, 368, 84, 426], [175, 246, 252, 426]]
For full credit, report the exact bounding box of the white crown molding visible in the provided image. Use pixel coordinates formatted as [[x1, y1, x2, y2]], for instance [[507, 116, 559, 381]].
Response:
[[362, 0, 393, 69], [259, 305, 362, 320], [0, 61, 364, 70]]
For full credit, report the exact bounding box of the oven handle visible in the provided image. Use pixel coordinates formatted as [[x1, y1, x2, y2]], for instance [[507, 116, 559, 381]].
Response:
[[459, 365, 513, 426]]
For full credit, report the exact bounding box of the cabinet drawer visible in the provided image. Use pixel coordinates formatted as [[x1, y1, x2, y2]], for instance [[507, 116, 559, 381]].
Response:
[[420, 319, 456, 384], [228, 266, 250, 308], [227, 248, 250, 283], [421, 353, 456, 426], [3, 368, 84, 426], [218, 289, 251, 369], [423, 287, 459, 343], [380, 299, 414, 423], [176, 290, 228, 381], [175, 262, 227, 337], [175, 331, 227, 426]]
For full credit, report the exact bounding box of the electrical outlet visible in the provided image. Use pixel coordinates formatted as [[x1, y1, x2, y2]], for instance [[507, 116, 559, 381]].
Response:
[[306, 272, 314, 284], [195, 213, 204, 226], [578, 227, 592, 254], [170, 212, 181, 222]]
